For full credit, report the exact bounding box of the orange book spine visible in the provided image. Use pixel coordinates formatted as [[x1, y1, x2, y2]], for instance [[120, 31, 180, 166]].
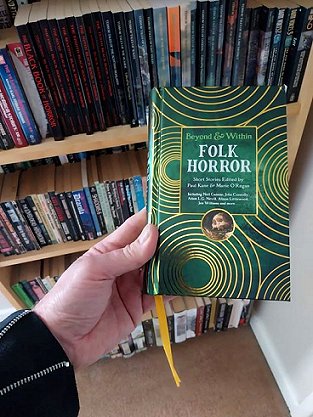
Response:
[[167, 6, 181, 86]]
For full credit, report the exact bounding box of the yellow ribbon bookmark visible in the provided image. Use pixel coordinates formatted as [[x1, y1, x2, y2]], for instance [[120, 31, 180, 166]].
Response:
[[154, 295, 181, 387]]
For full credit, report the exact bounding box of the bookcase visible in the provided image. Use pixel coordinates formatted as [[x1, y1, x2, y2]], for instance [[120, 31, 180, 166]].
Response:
[[0, 11, 313, 311]]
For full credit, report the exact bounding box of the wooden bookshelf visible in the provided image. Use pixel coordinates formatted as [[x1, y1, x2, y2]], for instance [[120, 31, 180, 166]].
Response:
[[0, 125, 148, 165]]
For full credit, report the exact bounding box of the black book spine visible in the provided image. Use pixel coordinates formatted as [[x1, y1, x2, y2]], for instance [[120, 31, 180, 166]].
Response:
[[202, 303, 212, 333], [142, 318, 156, 347], [89, 185, 107, 235], [57, 17, 93, 135], [222, 303, 233, 330], [0, 205, 26, 253], [144, 7, 159, 88], [206, 0, 219, 86], [197, 1, 209, 86], [65, 191, 87, 240], [48, 18, 85, 133], [58, 192, 80, 241], [232, 0, 248, 85], [49, 192, 73, 242], [18, 198, 48, 247], [275, 8, 296, 86], [75, 14, 106, 131], [215, 299, 227, 331], [111, 180, 124, 226], [83, 11, 114, 128], [66, 16, 100, 132], [15, 24, 64, 140], [222, 0, 239, 86], [0, 112, 14, 149], [91, 10, 120, 126], [236, 7, 251, 86], [28, 20, 70, 136], [101, 10, 129, 124], [245, 6, 262, 85], [285, 7, 313, 102], [116, 179, 130, 222], [123, 178, 135, 217], [113, 11, 138, 127], [21, 280, 39, 304], [125, 10, 146, 126], [24, 195, 52, 245], [266, 8, 286, 85], [0, 215, 17, 255]]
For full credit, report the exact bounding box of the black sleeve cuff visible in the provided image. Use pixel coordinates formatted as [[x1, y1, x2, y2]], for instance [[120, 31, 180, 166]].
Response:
[[0, 310, 79, 417]]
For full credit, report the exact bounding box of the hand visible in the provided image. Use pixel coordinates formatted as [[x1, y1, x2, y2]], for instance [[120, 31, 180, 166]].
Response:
[[33, 209, 158, 369]]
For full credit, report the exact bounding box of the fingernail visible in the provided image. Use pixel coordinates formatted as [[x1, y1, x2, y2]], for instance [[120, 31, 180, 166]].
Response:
[[139, 224, 151, 244]]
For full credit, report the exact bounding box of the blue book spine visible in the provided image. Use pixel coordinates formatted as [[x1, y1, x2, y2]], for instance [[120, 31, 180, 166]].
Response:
[[72, 190, 96, 240], [0, 48, 41, 144], [83, 186, 102, 237], [153, 7, 170, 87], [133, 175, 145, 210]]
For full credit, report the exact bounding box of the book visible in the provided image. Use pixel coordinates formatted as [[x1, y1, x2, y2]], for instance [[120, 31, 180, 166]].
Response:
[[146, 86, 290, 302], [222, 0, 239, 86], [0, 112, 14, 150], [0, 0, 12, 29], [202, 296, 212, 333], [180, 0, 197, 86], [194, 296, 205, 336], [183, 296, 197, 338], [171, 297, 187, 343], [206, 0, 219, 86], [197, 0, 209, 86], [131, 322, 147, 352], [215, 298, 227, 331], [245, 1, 262, 85], [142, 0, 159, 88], [232, 0, 249, 85], [165, 301, 175, 343], [151, 306, 162, 346], [167, 1, 182, 87], [141, 310, 156, 347]]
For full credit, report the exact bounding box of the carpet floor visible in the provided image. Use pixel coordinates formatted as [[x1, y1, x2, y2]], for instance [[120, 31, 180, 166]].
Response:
[[76, 326, 290, 417]]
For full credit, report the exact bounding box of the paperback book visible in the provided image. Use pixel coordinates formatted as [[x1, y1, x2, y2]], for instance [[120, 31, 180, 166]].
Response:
[[146, 86, 290, 301]]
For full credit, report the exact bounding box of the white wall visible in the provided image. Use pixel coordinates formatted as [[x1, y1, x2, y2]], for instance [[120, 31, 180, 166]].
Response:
[[251, 104, 313, 417], [0, 291, 15, 321]]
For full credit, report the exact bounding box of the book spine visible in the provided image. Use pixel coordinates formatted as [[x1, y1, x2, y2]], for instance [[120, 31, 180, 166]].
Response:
[[236, 7, 251, 85], [133, 175, 145, 211], [202, 302, 212, 333], [222, 0, 239, 86], [186, 308, 197, 338], [13, 200, 41, 250], [100, 10, 129, 124], [181, 2, 191, 87], [83, 11, 114, 128], [125, 10, 146, 126], [197, 1, 209, 86], [83, 186, 102, 238], [266, 8, 286, 85], [153, 7, 171, 87], [75, 15, 106, 131], [72, 190, 96, 240], [195, 304, 205, 336], [173, 311, 187, 343], [0, 77, 28, 147], [58, 192, 80, 241], [116, 179, 130, 223], [89, 185, 107, 235], [286, 8, 313, 102], [0, 111, 14, 149], [206, 0, 219, 86], [231, 0, 248, 85], [65, 191, 87, 240], [16, 24, 64, 140], [95, 181, 115, 233], [21, 280, 39, 304], [215, 0, 227, 84], [41, 194, 65, 243], [142, 318, 156, 347], [215, 299, 227, 331], [18, 198, 48, 247], [123, 178, 135, 217], [167, 6, 182, 87], [31, 194, 58, 244], [0, 216, 16, 255], [256, 7, 278, 86], [111, 180, 124, 225], [144, 7, 158, 88], [104, 181, 120, 228], [276, 8, 297, 86], [48, 19, 84, 133], [113, 11, 138, 127], [0, 1, 12, 29], [129, 177, 138, 213], [49, 192, 73, 241], [245, 6, 261, 85], [5, 0, 17, 21], [167, 312, 175, 344], [35, 277, 48, 295], [133, 9, 151, 113], [222, 303, 233, 329], [25, 195, 52, 245], [11, 283, 34, 309], [0, 204, 25, 253]]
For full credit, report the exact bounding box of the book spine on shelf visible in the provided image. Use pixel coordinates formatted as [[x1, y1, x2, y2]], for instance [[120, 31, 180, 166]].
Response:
[[144, 7, 158, 88], [18, 198, 48, 247], [195, 301, 205, 336], [94, 181, 115, 234], [133, 175, 145, 211], [123, 178, 135, 217], [110, 180, 124, 226], [197, 0, 209, 86], [40, 194, 64, 243], [14, 199, 42, 251], [202, 301, 212, 333], [125, 9, 146, 126], [222, 0, 239, 86], [0, 1, 12, 29], [65, 191, 87, 241], [57, 192, 80, 241], [24, 195, 52, 245], [5, 0, 17, 22], [0, 204, 25, 253], [222, 302, 233, 330], [49, 192, 73, 242], [0, 77, 28, 147], [72, 189, 96, 240], [266, 8, 286, 85], [215, 299, 227, 331], [20, 280, 39, 304], [231, 0, 248, 85], [89, 184, 107, 236], [82, 185, 102, 238], [15, 23, 64, 140], [153, 6, 171, 87], [215, 0, 227, 84], [31, 194, 58, 244], [142, 316, 156, 347], [0, 111, 14, 149], [11, 282, 35, 309], [116, 179, 130, 223], [206, 0, 219, 86], [235, 7, 251, 86], [103, 180, 120, 229], [173, 310, 187, 343], [245, 6, 261, 85], [0, 217, 16, 256], [167, 5, 182, 87]]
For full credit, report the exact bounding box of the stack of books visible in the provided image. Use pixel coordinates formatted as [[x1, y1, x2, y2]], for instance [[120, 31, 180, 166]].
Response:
[[0, 148, 147, 256]]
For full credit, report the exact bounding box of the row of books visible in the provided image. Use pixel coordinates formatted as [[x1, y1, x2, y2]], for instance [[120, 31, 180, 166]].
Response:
[[10, 255, 253, 355], [0, 1, 40, 29], [0, 148, 147, 256], [105, 297, 254, 359], [3, 0, 310, 149]]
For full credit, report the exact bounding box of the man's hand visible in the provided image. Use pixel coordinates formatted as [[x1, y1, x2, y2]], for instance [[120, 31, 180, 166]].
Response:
[[34, 210, 158, 368]]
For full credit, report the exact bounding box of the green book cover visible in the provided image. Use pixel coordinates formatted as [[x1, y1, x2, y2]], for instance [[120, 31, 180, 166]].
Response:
[[146, 86, 290, 301]]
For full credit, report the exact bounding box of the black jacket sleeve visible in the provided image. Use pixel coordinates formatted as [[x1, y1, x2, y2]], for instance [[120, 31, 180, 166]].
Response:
[[0, 310, 79, 417]]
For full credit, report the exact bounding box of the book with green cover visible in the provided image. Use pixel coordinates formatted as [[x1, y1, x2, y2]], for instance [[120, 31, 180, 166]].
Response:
[[146, 86, 290, 301]]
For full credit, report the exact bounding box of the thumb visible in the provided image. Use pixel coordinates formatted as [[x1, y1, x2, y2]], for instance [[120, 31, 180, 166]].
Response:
[[92, 223, 159, 278]]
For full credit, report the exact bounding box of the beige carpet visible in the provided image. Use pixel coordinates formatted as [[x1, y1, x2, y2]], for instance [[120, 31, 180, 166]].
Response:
[[76, 326, 290, 417]]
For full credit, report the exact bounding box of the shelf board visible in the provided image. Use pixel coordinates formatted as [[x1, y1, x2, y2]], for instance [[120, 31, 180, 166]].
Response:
[[0, 125, 148, 165], [0, 236, 106, 268]]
